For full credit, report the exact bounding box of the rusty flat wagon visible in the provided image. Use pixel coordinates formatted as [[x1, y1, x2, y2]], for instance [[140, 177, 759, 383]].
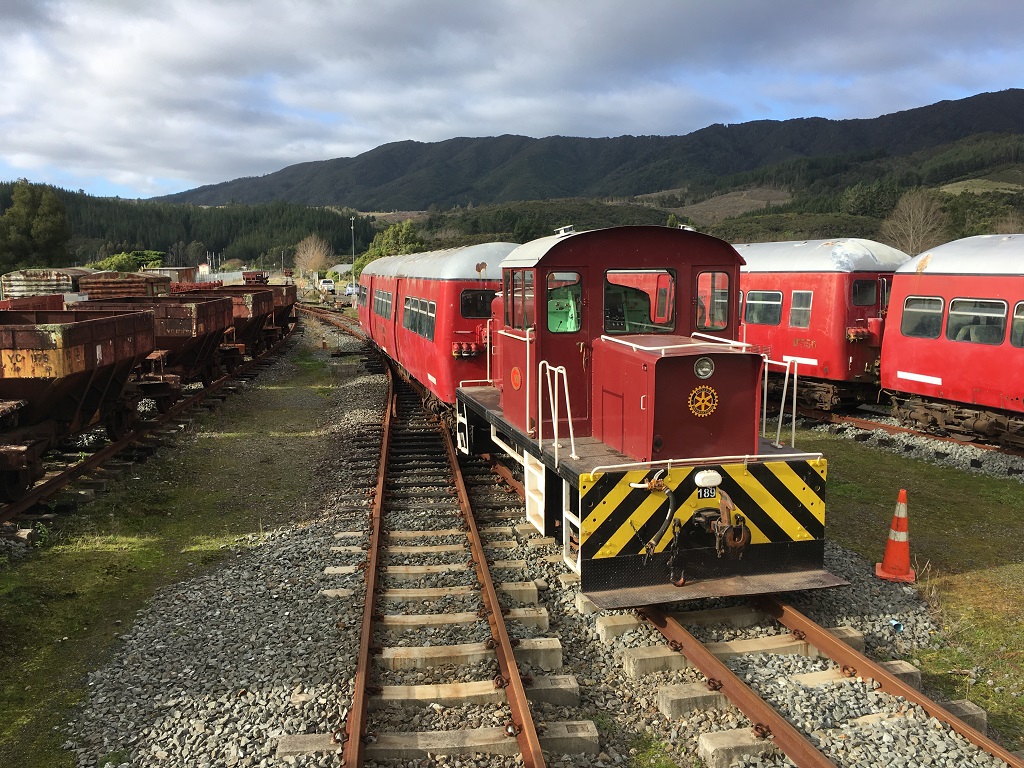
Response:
[[0, 309, 156, 499], [78, 295, 234, 410], [180, 286, 276, 357]]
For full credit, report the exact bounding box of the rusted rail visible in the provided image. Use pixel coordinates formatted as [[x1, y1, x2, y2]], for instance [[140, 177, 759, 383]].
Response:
[[341, 364, 393, 768], [443, 428, 546, 767], [755, 596, 1024, 768], [638, 604, 837, 768]]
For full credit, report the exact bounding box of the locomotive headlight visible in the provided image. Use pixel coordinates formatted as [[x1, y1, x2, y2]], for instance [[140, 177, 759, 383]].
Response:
[[694, 357, 715, 379], [694, 469, 723, 488]]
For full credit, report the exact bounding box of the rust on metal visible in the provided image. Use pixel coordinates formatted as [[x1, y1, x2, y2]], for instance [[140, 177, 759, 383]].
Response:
[[638, 604, 838, 768], [342, 365, 393, 768], [442, 427, 546, 768], [754, 596, 1024, 768]]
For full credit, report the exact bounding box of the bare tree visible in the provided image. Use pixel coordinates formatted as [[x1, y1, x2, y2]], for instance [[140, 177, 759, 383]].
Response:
[[879, 189, 949, 255], [293, 234, 333, 277], [992, 210, 1024, 234]]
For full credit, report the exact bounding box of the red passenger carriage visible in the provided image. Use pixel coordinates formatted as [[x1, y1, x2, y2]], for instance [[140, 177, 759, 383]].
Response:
[[881, 234, 1024, 448], [734, 239, 910, 410], [357, 243, 516, 406]]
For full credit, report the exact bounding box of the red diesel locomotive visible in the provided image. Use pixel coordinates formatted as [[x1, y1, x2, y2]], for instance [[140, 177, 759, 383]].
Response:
[[882, 234, 1024, 449], [734, 238, 911, 410], [360, 225, 843, 607]]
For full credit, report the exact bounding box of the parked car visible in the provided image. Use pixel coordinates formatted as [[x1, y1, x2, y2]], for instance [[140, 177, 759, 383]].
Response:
[[344, 283, 358, 296], [318, 278, 335, 294]]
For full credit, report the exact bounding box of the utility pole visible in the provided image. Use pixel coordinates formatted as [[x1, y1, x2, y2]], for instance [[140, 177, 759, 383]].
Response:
[[351, 216, 356, 261]]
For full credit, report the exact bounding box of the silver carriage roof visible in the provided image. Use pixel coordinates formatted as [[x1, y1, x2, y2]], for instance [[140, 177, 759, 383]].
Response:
[[359, 242, 516, 281], [733, 239, 910, 273], [897, 234, 1024, 276]]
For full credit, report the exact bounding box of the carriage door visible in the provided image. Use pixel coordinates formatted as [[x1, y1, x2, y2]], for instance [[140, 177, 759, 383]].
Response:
[[500, 268, 536, 436], [542, 269, 589, 437]]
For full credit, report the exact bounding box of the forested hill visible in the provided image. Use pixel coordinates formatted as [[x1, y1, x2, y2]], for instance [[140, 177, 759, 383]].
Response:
[[153, 89, 1024, 210]]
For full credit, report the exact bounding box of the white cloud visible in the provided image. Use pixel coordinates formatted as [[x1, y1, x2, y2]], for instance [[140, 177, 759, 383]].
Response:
[[1, 0, 1022, 198]]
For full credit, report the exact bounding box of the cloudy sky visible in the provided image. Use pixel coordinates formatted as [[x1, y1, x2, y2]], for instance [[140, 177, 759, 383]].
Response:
[[1, 0, 1021, 200]]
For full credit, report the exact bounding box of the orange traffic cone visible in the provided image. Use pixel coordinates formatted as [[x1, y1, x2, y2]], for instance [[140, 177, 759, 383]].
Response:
[[875, 489, 915, 583]]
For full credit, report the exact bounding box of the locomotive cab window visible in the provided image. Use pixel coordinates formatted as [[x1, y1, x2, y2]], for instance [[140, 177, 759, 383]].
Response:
[[461, 289, 496, 319], [504, 269, 535, 331], [789, 290, 812, 329], [546, 272, 582, 333], [744, 290, 782, 325], [604, 269, 675, 334], [946, 298, 1006, 345], [696, 271, 730, 331], [900, 296, 942, 338], [852, 280, 878, 307]]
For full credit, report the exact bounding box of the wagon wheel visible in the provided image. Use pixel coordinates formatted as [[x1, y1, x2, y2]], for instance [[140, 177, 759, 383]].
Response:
[[0, 469, 32, 502], [154, 393, 179, 414], [104, 405, 136, 441], [201, 365, 218, 388]]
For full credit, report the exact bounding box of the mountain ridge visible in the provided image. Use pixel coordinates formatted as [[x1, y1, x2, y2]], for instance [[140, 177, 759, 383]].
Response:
[[153, 89, 1024, 210]]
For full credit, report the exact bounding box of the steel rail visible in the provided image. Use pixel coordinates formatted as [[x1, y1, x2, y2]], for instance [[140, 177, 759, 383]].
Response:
[[638, 604, 838, 768], [341, 363, 394, 768], [442, 427, 546, 768], [754, 596, 1024, 768]]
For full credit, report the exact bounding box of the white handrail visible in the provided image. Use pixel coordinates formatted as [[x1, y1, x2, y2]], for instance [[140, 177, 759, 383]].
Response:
[[584, 450, 824, 482], [760, 356, 799, 447], [537, 361, 579, 465]]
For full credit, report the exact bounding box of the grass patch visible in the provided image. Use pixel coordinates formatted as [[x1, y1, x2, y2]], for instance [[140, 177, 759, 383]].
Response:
[[796, 426, 1024, 749], [0, 343, 337, 767]]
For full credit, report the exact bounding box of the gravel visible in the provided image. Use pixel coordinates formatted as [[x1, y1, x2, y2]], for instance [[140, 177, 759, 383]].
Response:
[[61, 325, 1011, 768]]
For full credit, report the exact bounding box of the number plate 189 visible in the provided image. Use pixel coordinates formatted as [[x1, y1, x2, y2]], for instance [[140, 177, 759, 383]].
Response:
[[696, 486, 717, 499]]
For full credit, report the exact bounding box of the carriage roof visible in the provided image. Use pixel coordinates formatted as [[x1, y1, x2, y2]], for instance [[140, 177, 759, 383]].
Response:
[[733, 239, 910, 273], [897, 234, 1024, 276], [359, 242, 515, 281]]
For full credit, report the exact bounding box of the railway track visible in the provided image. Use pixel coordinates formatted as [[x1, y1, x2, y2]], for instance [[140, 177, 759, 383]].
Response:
[[279, 362, 596, 766], [289, 312, 1024, 767]]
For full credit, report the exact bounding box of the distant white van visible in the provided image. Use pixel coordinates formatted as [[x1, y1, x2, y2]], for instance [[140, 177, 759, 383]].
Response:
[[318, 278, 335, 294]]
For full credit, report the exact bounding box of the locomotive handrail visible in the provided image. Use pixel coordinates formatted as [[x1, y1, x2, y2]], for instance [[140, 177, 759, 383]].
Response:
[[689, 331, 753, 349], [761, 356, 799, 447], [537, 360, 579, 465], [583, 451, 824, 482]]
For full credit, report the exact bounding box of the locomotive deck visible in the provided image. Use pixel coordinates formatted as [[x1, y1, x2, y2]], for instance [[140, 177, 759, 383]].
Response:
[[458, 383, 847, 608]]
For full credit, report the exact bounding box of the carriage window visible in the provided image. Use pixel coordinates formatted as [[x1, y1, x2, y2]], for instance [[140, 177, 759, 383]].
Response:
[[505, 269, 535, 331], [604, 269, 675, 334], [946, 298, 1006, 345], [373, 289, 392, 320], [547, 272, 582, 333], [426, 301, 436, 341], [852, 280, 878, 306], [789, 290, 812, 329], [901, 296, 942, 338], [1012, 303, 1024, 348], [461, 289, 496, 319], [402, 297, 413, 330], [744, 290, 782, 325], [358, 285, 368, 306], [696, 271, 729, 331]]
